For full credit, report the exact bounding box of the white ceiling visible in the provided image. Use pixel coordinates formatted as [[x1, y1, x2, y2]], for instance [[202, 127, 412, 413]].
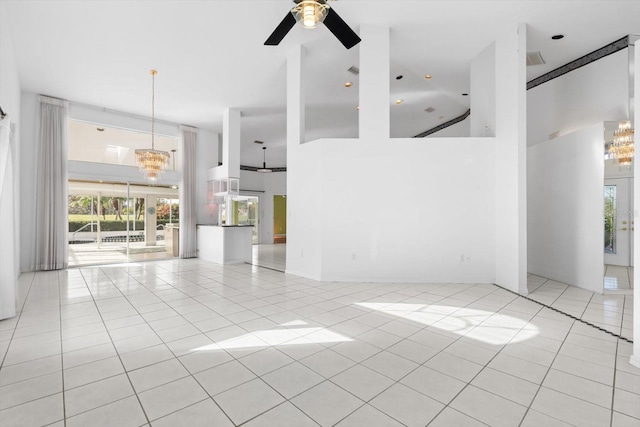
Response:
[[5, 0, 640, 167]]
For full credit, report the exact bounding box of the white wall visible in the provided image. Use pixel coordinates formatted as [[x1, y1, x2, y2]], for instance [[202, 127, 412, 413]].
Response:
[[196, 128, 218, 225], [470, 43, 496, 137], [239, 170, 286, 244], [19, 92, 38, 272], [312, 137, 496, 283], [632, 41, 640, 369], [286, 139, 323, 280], [0, 0, 21, 318], [527, 124, 604, 292], [427, 117, 470, 138], [286, 23, 526, 289], [528, 49, 628, 146]]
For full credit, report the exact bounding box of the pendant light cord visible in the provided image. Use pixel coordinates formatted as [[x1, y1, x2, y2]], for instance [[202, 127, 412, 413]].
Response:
[[151, 69, 156, 150]]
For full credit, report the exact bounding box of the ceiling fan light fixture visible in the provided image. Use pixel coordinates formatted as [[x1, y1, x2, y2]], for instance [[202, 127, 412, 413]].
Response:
[[293, 0, 329, 29]]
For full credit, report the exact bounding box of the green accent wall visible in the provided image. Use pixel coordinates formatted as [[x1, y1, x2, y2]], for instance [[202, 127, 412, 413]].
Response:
[[274, 195, 286, 235], [231, 200, 239, 225]]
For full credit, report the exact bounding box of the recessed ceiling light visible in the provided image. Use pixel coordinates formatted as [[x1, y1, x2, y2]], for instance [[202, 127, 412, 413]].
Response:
[[345, 82, 353, 88], [396, 75, 403, 80], [461, 93, 469, 96], [425, 107, 435, 113], [424, 75, 432, 79], [551, 34, 565, 40], [356, 106, 360, 111], [97, 127, 105, 132], [395, 99, 403, 105]]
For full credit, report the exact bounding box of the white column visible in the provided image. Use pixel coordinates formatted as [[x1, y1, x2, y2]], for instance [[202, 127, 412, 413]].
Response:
[[145, 195, 156, 246], [223, 108, 241, 178], [286, 44, 306, 274], [631, 41, 640, 369], [494, 23, 527, 295], [287, 45, 305, 147], [359, 24, 390, 140]]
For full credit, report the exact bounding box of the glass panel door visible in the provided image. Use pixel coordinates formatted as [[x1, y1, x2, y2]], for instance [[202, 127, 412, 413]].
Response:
[[248, 198, 258, 244], [604, 178, 631, 266], [68, 180, 179, 266], [604, 185, 617, 255]]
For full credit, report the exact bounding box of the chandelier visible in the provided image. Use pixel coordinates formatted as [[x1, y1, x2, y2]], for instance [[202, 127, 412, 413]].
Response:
[[135, 69, 170, 181], [609, 121, 635, 166], [292, 0, 329, 29]]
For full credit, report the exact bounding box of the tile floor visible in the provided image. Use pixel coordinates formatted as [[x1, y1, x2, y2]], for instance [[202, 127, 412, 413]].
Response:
[[527, 274, 634, 340], [68, 241, 176, 267], [604, 265, 634, 293], [1, 259, 639, 427], [251, 244, 286, 272]]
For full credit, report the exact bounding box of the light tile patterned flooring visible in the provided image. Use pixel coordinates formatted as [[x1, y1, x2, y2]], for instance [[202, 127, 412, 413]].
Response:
[[251, 244, 287, 272], [1, 259, 639, 426], [604, 265, 635, 293], [527, 274, 634, 341]]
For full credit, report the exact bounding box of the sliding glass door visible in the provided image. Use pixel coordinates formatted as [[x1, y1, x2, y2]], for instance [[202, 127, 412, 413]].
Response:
[[68, 180, 179, 267]]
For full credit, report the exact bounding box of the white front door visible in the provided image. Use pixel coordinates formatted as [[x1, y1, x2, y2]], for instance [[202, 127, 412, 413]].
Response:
[[604, 178, 633, 266]]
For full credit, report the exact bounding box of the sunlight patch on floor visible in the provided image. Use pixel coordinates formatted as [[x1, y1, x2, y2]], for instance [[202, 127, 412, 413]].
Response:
[[355, 302, 538, 345]]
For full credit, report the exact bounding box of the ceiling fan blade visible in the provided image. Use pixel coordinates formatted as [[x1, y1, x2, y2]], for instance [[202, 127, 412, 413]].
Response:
[[264, 12, 296, 46], [323, 7, 361, 49]]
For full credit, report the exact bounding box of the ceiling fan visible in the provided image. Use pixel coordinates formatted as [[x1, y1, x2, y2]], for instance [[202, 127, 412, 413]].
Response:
[[264, 0, 361, 50]]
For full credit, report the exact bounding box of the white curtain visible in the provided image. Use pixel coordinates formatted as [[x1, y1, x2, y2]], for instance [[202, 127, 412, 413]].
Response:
[[179, 125, 197, 258], [0, 116, 16, 319], [34, 96, 69, 270]]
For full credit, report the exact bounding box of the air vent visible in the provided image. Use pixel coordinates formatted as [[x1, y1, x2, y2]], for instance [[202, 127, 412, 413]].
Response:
[[425, 107, 435, 113], [254, 140, 264, 144], [526, 51, 546, 66], [347, 66, 360, 75]]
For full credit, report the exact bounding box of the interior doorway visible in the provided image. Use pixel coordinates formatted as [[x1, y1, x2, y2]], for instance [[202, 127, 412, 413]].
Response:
[[604, 177, 635, 293], [274, 195, 286, 244], [604, 178, 633, 266]]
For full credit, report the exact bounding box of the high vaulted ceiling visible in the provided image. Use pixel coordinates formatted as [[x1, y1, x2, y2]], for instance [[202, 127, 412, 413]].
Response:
[[4, 0, 639, 167]]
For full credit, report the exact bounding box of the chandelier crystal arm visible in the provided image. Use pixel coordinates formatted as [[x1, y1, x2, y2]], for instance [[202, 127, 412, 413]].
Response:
[[609, 121, 635, 166]]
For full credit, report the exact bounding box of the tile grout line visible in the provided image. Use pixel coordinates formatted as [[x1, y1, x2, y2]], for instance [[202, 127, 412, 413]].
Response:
[[0, 273, 36, 369], [610, 338, 620, 427], [258, 282, 550, 426], [517, 315, 576, 427], [58, 272, 68, 427], [75, 267, 153, 426], [422, 299, 548, 426], [110, 264, 239, 426], [494, 284, 633, 344]]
